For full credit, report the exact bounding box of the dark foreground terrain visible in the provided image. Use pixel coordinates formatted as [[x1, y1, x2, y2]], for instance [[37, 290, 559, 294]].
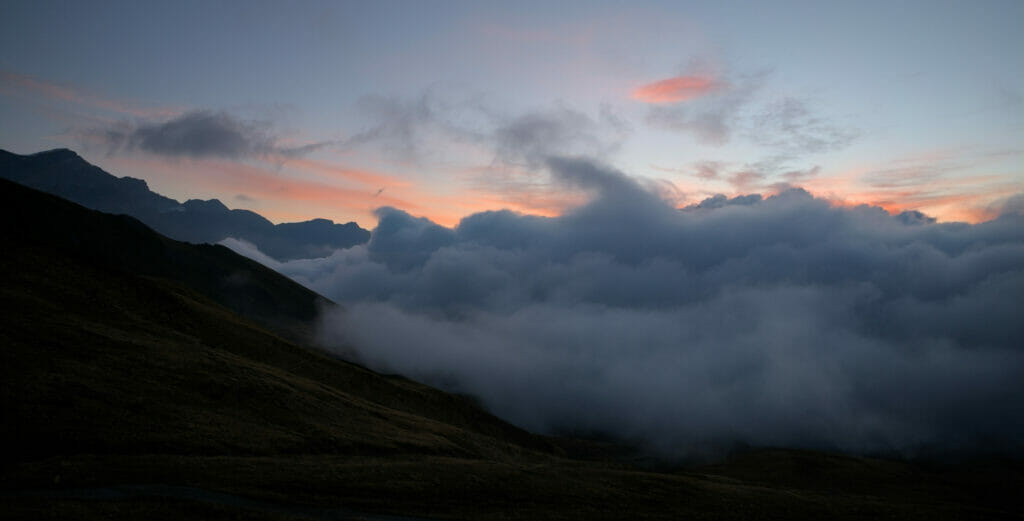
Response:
[[1, 178, 1021, 520]]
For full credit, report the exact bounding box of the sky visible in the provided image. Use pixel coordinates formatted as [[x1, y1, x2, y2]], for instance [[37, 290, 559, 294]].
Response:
[[1, 0, 1022, 227], [2, 0, 1022, 459]]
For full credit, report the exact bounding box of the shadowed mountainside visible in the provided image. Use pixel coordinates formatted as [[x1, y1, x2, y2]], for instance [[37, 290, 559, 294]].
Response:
[[0, 177, 329, 342], [0, 148, 370, 260], [1, 179, 1021, 520]]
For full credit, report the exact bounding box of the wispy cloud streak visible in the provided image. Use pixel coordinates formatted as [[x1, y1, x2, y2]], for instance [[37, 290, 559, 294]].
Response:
[[0, 69, 180, 118], [632, 75, 718, 103]]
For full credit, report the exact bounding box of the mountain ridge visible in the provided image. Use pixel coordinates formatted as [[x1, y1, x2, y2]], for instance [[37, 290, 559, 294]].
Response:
[[0, 148, 370, 260], [0, 176, 328, 343]]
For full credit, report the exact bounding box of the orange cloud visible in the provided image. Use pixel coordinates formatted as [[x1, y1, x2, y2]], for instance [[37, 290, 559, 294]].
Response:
[[631, 75, 717, 103]]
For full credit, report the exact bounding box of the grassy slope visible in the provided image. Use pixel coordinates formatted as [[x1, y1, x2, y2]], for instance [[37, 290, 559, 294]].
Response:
[[1, 179, 1021, 520]]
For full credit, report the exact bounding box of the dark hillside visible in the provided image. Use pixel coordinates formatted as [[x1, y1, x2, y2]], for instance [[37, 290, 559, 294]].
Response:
[[0, 177, 327, 342]]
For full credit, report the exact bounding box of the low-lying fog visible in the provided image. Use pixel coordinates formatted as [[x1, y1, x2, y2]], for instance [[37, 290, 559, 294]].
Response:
[[224, 157, 1024, 458]]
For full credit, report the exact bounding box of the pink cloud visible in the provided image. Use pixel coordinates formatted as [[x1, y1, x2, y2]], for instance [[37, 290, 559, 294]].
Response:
[[277, 156, 412, 190], [726, 170, 764, 192], [631, 75, 718, 103], [0, 70, 181, 118]]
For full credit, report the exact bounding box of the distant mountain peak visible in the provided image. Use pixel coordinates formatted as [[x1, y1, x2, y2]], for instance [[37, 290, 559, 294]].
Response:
[[121, 176, 151, 191], [0, 148, 371, 261], [183, 198, 230, 212], [291, 217, 336, 226], [30, 148, 82, 160]]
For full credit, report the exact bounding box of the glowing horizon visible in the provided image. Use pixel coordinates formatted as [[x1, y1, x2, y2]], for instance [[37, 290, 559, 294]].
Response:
[[87, 150, 1022, 229]]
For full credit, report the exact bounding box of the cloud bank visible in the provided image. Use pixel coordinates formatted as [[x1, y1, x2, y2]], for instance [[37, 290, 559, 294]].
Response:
[[225, 157, 1024, 459]]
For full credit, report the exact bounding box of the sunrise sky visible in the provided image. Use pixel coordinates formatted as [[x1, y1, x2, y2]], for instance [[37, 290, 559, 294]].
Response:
[[1, 0, 1021, 227]]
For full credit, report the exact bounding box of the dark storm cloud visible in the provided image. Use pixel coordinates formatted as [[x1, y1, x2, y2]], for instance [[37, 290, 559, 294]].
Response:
[[94, 110, 330, 159], [225, 158, 1024, 458]]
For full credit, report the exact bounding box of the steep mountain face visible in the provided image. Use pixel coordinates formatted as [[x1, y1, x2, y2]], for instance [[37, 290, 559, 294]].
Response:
[[0, 148, 370, 260], [0, 148, 180, 215], [0, 177, 329, 343]]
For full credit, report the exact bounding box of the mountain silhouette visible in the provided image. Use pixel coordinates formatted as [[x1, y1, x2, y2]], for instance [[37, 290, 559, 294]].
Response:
[[0, 148, 369, 260], [0, 176, 331, 342]]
